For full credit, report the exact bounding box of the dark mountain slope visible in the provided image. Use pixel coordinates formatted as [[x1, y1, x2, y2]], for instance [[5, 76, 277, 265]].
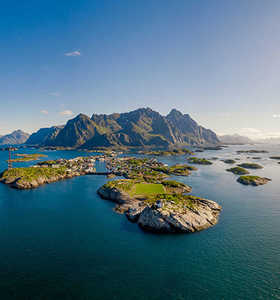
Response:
[[26, 126, 64, 145], [28, 108, 220, 148]]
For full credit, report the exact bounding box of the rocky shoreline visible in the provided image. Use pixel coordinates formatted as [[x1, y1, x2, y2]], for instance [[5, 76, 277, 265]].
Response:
[[98, 182, 221, 233]]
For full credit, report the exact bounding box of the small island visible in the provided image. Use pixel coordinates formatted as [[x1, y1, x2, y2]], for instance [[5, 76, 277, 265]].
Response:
[[98, 179, 221, 233], [237, 150, 268, 154], [0, 156, 97, 189], [187, 157, 213, 165], [203, 146, 223, 151], [222, 159, 236, 164], [270, 156, 280, 160], [141, 148, 194, 156], [237, 163, 263, 169], [237, 175, 271, 186], [9, 153, 47, 162], [226, 167, 249, 175]]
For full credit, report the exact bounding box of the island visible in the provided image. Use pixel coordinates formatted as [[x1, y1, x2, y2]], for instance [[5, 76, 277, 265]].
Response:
[[187, 157, 213, 165], [222, 159, 236, 164], [237, 163, 263, 169], [9, 153, 47, 162], [98, 179, 221, 233], [269, 156, 280, 160], [226, 167, 249, 175], [0, 156, 96, 189], [106, 157, 198, 181], [202, 146, 223, 150], [237, 176, 271, 186], [0, 155, 222, 234], [237, 150, 268, 154], [140, 148, 194, 156]]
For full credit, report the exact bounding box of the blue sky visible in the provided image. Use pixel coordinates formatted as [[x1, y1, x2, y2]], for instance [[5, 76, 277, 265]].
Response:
[[1, 0, 280, 139]]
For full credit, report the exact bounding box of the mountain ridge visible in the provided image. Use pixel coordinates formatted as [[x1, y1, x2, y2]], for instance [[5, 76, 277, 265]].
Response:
[[26, 107, 220, 148], [0, 130, 30, 145]]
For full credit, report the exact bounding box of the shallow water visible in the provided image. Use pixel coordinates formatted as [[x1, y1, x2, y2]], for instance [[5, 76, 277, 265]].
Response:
[[0, 145, 279, 299]]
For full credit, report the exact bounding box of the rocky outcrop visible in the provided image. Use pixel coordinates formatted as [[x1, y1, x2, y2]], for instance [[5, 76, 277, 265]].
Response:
[[97, 185, 221, 234], [237, 176, 271, 186], [97, 185, 134, 204], [0, 171, 78, 189], [137, 199, 221, 233]]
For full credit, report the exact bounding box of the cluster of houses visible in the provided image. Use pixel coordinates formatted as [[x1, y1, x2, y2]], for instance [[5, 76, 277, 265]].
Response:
[[35, 156, 97, 174], [32, 151, 120, 175], [106, 157, 166, 176]]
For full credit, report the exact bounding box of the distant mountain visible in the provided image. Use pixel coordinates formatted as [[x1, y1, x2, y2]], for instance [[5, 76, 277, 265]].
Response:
[[26, 125, 64, 145], [255, 137, 280, 144], [0, 130, 30, 145], [219, 134, 253, 145], [28, 108, 220, 148]]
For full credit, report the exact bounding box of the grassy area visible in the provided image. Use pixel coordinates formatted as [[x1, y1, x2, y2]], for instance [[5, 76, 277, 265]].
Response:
[[145, 193, 199, 209], [101, 178, 201, 211], [1, 166, 67, 183], [162, 180, 187, 188], [144, 148, 194, 156], [134, 183, 165, 195], [237, 163, 263, 169], [226, 167, 249, 175], [237, 175, 268, 185], [152, 164, 193, 175], [103, 179, 136, 192], [223, 159, 236, 164], [10, 153, 47, 162], [187, 157, 212, 165]]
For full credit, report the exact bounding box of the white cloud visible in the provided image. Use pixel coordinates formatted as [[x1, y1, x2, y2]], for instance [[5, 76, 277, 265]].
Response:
[[240, 128, 262, 134], [60, 110, 74, 116], [40, 110, 48, 115], [48, 92, 60, 97], [238, 127, 280, 140], [64, 50, 81, 57], [272, 114, 280, 118]]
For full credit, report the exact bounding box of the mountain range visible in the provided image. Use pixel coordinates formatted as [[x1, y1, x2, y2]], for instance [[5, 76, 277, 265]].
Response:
[[0, 130, 30, 145], [26, 108, 220, 148], [219, 134, 253, 145]]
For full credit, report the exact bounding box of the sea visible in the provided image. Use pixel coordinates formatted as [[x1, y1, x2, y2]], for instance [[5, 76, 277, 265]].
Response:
[[0, 144, 279, 300]]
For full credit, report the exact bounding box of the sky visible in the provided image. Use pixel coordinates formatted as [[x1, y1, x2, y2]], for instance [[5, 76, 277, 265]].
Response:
[[1, 0, 280, 139]]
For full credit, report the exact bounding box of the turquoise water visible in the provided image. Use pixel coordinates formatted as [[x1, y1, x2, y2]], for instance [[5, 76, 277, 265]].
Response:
[[0, 146, 279, 299]]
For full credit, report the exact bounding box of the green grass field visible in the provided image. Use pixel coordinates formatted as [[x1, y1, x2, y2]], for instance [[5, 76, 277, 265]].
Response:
[[133, 183, 165, 195]]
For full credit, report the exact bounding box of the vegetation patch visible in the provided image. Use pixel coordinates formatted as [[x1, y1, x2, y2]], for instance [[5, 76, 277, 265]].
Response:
[[1, 166, 67, 183], [142, 148, 194, 156], [145, 193, 200, 210], [187, 157, 212, 165], [152, 164, 193, 176], [226, 167, 249, 175], [134, 183, 165, 195], [237, 175, 271, 186], [162, 180, 187, 188], [103, 179, 136, 192], [237, 163, 263, 169], [222, 159, 236, 164], [10, 153, 47, 162], [237, 150, 268, 154]]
